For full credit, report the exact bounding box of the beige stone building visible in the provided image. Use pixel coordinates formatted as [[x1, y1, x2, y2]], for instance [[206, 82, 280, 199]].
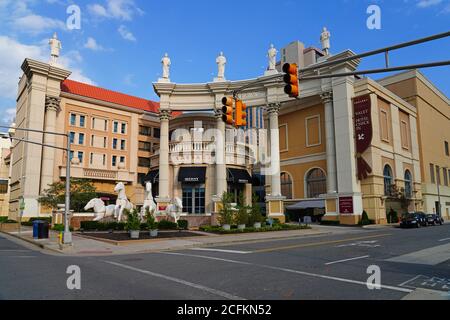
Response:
[[9, 59, 161, 220], [0, 139, 11, 217], [379, 70, 450, 219]]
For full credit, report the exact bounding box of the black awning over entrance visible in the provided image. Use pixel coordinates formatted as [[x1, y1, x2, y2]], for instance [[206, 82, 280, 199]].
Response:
[[178, 167, 206, 183], [142, 169, 159, 186], [227, 168, 252, 184]]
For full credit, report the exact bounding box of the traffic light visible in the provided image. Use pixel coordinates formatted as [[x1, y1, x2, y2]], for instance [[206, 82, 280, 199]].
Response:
[[235, 99, 247, 127], [221, 96, 234, 125], [282, 63, 299, 98]]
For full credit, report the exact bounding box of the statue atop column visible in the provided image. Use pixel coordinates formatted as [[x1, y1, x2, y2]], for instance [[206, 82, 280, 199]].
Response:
[[320, 27, 331, 56], [214, 51, 226, 82], [159, 53, 171, 82], [265, 44, 278, 75], [49, 32, 62, 66]]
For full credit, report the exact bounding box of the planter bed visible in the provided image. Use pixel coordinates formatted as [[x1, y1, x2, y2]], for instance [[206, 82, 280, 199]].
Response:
[[78, 230, 205, 241], [200, 224, 311, 234]]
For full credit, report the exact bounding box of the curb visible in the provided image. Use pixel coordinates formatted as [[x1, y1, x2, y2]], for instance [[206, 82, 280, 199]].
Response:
[[0, 230, 64, 255]]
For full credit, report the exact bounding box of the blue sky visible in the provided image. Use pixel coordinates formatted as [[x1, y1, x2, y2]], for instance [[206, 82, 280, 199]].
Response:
[[0, 0, 449, 126]]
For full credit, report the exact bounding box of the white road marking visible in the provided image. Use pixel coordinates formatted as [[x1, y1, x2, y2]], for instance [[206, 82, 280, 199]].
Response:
[[160, 252, 412, 294], [103, 260, 246, 300], [325, 255, 370, 265], [189, 248, 251, 254], [337, 240, 380, 248], [438, 238, 450, 242], [399, 275, 423, 287]]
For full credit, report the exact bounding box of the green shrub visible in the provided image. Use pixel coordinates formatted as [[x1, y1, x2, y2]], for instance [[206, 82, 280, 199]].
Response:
[[177, 220, 188, 230], [52, 224, 73, 232], [199, 224, 310, 234], [218, 192, 234, 225], [146, 211, 158, 230], [1, 219, 18, 224], [125, 209, 141, 231], [0, 217, 9, 223], [248, 193, 265, 226], [359, 211, 372, 226], [234, 194, 249, 226], [157, 219, 178, 230], [387, 208, 399, 223]]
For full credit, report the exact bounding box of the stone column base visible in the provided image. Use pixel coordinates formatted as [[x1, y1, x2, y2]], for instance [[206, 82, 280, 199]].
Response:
[[211, 196, 222, 226], [266, 195, 286, 224]]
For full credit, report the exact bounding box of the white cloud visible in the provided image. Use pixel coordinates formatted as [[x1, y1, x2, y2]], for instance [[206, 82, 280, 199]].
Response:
[[1, 108, 17, 126], [416, 0, 442, 8], [84, 37, 104, 51], [0, 36, 95, 101], [12, 14, 66, 35], [88, 0, 144, 21], [118, 25, 136, 41]]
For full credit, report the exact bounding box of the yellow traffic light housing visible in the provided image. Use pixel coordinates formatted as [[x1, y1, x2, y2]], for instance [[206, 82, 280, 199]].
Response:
[[235, 99, 247, 127], [221, 96, 234, 125], [282, 63, 299, 98]]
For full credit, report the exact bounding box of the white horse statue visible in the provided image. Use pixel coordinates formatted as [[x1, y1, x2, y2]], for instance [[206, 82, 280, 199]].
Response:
[[114, 182, 134, 222], [165, 197, 183, 223], [141, 181, 157, 221], [84, 198, 116, 222]]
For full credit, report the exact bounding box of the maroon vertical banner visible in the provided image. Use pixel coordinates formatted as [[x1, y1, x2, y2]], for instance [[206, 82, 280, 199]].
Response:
[[353, 95, 373, 180]]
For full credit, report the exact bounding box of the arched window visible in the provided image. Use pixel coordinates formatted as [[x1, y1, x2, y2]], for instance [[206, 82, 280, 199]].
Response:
[[306, 168, 326, 198], [404, 170, 412, 198], [383, 165, 393, 196], [281, 172, 293, 199]]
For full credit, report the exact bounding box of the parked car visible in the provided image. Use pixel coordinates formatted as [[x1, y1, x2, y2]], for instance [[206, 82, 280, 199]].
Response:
[[426, 214, 444, 226], [400, 212, 428, 228]]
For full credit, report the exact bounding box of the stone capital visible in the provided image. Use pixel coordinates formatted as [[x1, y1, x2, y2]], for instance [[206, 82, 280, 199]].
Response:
[[159, 109, 172, 121], [45, 95, 61, 112], [266, 103, 281, 115], [320, 91, 333, 104]]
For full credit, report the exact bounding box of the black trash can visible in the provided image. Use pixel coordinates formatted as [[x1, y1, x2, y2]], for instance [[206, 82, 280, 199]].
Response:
[[37, 221, 49, 239]]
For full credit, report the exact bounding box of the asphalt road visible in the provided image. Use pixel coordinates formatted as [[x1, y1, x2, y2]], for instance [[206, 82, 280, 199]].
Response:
[[1, 224, 449, 300]]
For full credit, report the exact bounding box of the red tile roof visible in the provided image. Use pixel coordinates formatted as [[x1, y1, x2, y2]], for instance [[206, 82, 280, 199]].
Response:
[[61, 79, 160, 113]]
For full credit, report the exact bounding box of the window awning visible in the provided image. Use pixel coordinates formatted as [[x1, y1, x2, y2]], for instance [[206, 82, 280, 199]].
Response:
[[227, 168, 252, 184], [142, 170, 159, 186], [286, 199, 325, 210], [178, 167, 206, 183]]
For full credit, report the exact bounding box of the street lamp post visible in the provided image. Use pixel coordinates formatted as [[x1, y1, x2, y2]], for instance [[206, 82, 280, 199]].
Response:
[[0, 125, 73, 245]]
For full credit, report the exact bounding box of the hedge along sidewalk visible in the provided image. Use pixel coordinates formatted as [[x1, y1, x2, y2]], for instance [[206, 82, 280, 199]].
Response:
[[1, 226, 330, 256]]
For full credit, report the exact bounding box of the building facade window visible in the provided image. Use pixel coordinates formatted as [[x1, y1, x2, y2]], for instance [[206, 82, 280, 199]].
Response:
[[404, 170, 412, 198], [113, 121, 119, 133], [112, 155, 117, 167], [153, 128, 160, 138], [0, 180, 8, 194], [430, 164, 435, 184], [79, 115, 85, 128], [383, 165, 393, 196], [69, 132, 75, 144], [306, 168, 326, 198], [70, 114, 76, 126], [445, 141, 449, 156], [182, 186, 205, 214], [139, 141, 151, 151], [138, 157, 150, 168], [78, 133, 85, 145], [443, 168, 448, 187], [77, 151, 84, 164], [120, 156, 125, 164], [280, 172, 293, 199], [139, 125, 152, 136], [112, 138, 118, 149], [120, 140, 126, 150], [380, 109, 389, 142], [436, 166, 441, 185], [121, 123, 126, 134]]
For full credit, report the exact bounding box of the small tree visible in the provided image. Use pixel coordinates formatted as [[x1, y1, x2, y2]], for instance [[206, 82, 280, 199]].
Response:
[[218, 192, 234, 226], [234, 193, 249, 226], [248, 193, 265, 225], [145, 208, 158, 231], [125, 208, 141, 231], [38, 178, 97, 212], [360, 210, 371, 225]]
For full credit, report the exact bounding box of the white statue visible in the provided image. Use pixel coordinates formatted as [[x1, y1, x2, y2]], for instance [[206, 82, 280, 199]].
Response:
[[267, 44, 278, 70], [141, 181, 157, 221], [114, 182, 134, 222], [49, 32, 62, 65], [161, 53, 171, 79], [216, 51, 227, 79], [84, 198, 116, 222], [165, 197, 183, 224], [320, 27, 331, 55]]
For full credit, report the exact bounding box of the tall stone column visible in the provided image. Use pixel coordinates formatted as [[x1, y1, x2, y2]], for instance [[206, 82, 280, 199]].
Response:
[[267, 103, 282, 197], [157, 109, 171, 207], [40, 96, 60, 194], [265, 103, 286, 223], [321, 92, 337, 194], [214, 109, 227, 197]]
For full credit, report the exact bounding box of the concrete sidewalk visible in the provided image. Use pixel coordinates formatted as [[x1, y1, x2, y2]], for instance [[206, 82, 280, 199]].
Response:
[[1, 226, 332, 256]]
